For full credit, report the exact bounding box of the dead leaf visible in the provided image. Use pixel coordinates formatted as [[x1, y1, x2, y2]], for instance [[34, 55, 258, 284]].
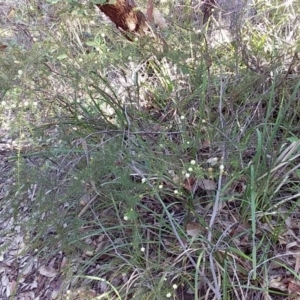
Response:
[[269, 277, 287, 292], [60, 256, 67, 269], [206, 157, 218, 166], [288, 280, 300, 294], [286, 241, 298, 251], [84, 250, 94, 257], [7, 8, 16, 19], [269, 259, 284, 270], [186, 222, 201, 237], [21, 261, 34, 276], [28, 280, 38, 289], [0, 44, 8, 51], [198, 179, 216, 191], [80, 138, 89, 163], [79, 193, 90, 206], [183, 176, 196, 192], [38, 265, 58, 278], [295, 253, 300, 273], [18, 291, 35, 300]]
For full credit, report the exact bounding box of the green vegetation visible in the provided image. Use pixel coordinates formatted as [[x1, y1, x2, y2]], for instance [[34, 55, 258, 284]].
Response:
[[1, 0, 300, 299]]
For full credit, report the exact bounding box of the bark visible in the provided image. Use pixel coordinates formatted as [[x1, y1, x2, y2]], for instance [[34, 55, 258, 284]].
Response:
[[96, 0, 149, 35]]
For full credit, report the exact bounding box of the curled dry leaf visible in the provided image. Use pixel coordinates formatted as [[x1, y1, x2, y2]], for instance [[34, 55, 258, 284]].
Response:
[[38, 265, 58, 278], [21, 261, 34, 276], [198, 179, 216, 191], [84, 250, 94, 257], [183, 176, 196, 192], [79, 193, 90, 206], [269, 277, 287, 292], [288, 280, 300, 294], [206, 157, 218, 166], [168, 169, 180, 184], [186, 222, 201, 237], [60, 256, 68, 269]]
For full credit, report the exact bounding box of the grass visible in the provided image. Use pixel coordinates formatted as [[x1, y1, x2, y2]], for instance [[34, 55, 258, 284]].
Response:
[[1, 0, 300, 299]]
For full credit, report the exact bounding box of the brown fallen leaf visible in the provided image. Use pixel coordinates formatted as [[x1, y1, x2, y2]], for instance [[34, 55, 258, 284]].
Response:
[[21, 261, 34, 276], [8, 8, 16, 19], [288, 280, 300, 294], [186, 222, 202, 237], [183, 176, 196, 192], [79, 193, 91, 206], [198, 179, 216, 191], [269, 277, 287, 292], [38, 265, 58, 278]]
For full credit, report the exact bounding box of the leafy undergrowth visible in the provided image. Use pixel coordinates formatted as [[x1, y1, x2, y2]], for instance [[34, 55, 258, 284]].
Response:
[[1, 0, 300, 299]]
